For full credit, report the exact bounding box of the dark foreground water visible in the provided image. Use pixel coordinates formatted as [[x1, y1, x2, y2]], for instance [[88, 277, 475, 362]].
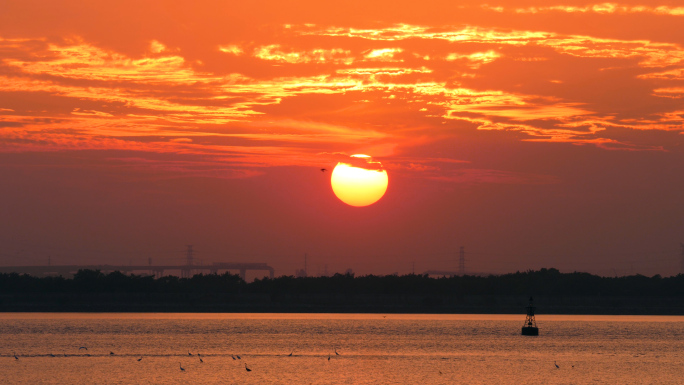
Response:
[[1, 313, 683, 384]]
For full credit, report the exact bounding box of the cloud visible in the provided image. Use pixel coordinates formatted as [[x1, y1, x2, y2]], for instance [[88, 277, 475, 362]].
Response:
[[364, 48, 403, 62], [149, 40, 167, 54], [253, 45, 353, 64], [1, 14, 684, 180], [508, 4, 684, 16], [445, 50, 502, 68], [218, 45, 244, 55], [335, 154, 385, 171]]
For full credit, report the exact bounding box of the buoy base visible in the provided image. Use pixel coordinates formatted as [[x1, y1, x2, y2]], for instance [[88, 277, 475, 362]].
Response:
[[522, 326, 539, 336]]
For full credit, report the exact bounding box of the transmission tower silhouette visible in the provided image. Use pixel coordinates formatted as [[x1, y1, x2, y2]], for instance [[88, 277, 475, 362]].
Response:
[[186, 245, 194, 266], [182, 245, 194, 278]]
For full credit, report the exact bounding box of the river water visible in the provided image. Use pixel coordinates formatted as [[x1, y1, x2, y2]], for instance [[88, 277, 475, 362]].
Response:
[[1, 313, 682, 384]]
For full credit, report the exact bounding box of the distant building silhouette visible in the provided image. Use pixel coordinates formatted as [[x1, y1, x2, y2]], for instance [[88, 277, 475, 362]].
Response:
[[295, 268, 307, 278], [295, 253, 308, 277]]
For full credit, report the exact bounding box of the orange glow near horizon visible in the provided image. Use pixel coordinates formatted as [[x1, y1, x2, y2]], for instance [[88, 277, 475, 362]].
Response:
[[331, 155, 389, 207]]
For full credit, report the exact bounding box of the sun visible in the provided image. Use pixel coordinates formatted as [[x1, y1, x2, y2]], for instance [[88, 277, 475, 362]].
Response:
[[331, 154, 388, 207]]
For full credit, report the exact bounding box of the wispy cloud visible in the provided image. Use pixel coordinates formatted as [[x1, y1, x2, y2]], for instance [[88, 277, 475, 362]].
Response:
[[1, 13, 683, 180], [505, 3, 684, 16]]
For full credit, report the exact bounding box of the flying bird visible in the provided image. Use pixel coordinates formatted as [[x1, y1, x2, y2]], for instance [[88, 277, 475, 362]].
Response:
[[244, 363, 252, 372], [321, 168, 327, 172], [79, 347, 88, 351]]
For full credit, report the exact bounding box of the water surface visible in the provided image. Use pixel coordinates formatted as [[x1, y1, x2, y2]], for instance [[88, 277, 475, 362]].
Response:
[[1, 313, 682, 384]]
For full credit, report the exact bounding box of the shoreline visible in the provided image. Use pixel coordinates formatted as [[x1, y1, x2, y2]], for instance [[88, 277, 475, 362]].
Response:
[[3, 298, 684, 315]]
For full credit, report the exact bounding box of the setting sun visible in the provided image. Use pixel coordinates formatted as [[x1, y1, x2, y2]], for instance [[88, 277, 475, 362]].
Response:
[[331, 155, 388, 207]]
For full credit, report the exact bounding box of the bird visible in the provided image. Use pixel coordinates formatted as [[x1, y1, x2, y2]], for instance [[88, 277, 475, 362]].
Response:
[[236, 355, 241, 360], [109, 352, 115, 356], [244, 363, 251, 372], [288, 350, 294, 357], [137, 356, 143, 362], [199, 357, 203, 363], [321, 168, 327, 172], [328, 354, 331, 361], [554, 361, 560, 369], [188, 351, 193, 356], [334, 347, 340, 356], [63, 352, 68, 357], [179, 362, 185, 371], [49, 353, 56, 357], [13, 352, 18, 360], [79, 347, 88, 351], [231, 355, 236, 360]]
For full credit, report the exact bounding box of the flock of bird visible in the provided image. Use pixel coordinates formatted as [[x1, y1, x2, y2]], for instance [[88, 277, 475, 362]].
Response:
[[554, 361, 575, 369], [11, 348, 573, 374], [10, 346, 346, 373]]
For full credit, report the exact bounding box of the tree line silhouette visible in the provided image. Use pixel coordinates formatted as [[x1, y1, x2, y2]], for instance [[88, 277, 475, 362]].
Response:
[[1, 268, 683, 295], [1, 268, 684, 313]]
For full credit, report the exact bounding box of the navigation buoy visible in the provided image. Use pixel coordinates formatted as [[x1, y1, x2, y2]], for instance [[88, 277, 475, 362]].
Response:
[[522, 297, 539, 336]]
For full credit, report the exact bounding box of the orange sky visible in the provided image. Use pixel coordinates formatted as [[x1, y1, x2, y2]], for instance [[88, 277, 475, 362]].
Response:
[[1, 1, 683, 277]]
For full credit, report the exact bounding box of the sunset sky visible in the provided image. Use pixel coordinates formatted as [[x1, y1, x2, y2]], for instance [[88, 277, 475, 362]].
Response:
[[1, 0, 683, 278]]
